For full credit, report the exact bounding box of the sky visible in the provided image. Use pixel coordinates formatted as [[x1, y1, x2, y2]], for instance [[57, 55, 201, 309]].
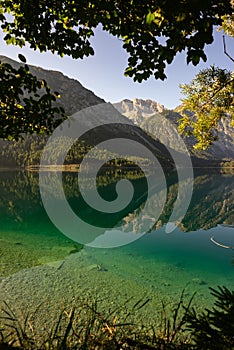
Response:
[[0, 26, 233, 109]]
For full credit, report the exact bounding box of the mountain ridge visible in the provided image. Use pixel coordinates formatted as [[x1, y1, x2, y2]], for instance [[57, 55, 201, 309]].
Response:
[[0, 55, 105, 115], [0, 56, 175, 169], [0, 56, 232, 167], [113, 98, 234, 161]]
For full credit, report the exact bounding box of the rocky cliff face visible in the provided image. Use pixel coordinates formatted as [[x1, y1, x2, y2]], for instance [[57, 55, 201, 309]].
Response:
[[114, 98, 165, 125], [113, 99, 234, 161]]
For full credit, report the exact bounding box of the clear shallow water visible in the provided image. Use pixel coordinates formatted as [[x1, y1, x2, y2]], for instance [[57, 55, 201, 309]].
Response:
[[0, 170, 233, 323]]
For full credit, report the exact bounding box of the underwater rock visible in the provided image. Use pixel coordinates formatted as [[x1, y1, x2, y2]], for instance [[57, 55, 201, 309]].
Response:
[[86, 264, 108, 272], [192, 278, 207, 285]]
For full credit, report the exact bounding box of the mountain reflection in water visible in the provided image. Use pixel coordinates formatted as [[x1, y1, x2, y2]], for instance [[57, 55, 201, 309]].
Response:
[[0, 170, 234, 275], [0, 169, 233, 237]]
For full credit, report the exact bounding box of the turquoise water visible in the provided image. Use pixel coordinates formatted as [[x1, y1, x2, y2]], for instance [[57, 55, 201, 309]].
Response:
[[0, 170, 233, 323]]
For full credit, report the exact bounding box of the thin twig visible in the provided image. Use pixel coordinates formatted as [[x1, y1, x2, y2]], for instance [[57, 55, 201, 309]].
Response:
[[223, 35, 234, 63]]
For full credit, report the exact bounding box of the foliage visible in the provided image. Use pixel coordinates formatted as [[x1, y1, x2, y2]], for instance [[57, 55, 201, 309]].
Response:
[[0, 134, 152, 168], [178, 1, 234, 149], [1, 286, 234, 349], [186, 286, 234, 349], [0, 55, 65, 140], [156, 289, 195, 348], [0, 0, 232, 83], [0, 1, 233, 139], [219, 0, 234, 36], [221, 159, 234, 173], [178, 66, 234, 150], [0, 294, 193, 350]]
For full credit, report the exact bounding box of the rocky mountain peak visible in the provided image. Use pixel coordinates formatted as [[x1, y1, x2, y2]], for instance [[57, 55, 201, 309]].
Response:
[[113, 98, 165, 125], [114, 98, 234, 161], [132, 98, 165, 113]]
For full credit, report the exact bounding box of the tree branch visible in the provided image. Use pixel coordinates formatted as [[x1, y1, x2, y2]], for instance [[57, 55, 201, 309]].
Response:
[[197, 77, 234, 114], [223, 35, 234, 63]]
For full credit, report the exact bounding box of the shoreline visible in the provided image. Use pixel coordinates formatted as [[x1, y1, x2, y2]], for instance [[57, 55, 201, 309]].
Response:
[[0, 164, 233, 171]]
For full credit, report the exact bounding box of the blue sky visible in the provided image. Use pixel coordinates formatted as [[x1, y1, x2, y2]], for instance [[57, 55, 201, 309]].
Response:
[[0, 26, 233, 109]]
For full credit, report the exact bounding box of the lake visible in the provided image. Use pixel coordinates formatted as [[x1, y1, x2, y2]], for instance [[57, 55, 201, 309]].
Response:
[[0, 169, 233, 329]]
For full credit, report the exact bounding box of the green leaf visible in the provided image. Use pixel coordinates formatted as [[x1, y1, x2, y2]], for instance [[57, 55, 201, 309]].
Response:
[[18, 54, 27, 63], [145, 11, 155, 25]]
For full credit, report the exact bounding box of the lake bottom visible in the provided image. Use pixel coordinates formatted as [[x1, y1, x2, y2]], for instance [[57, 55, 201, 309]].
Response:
[[1, 225, 234, 333]]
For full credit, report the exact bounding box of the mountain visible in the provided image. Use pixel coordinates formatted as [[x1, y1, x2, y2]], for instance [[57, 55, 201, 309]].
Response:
[[1, 56, 232, 168], [0, 56, 174, 169], [121, 171, 234, 233], [0, 55, 105, 115], [114, 98, 234, 161], [114, 99, 165, 125]]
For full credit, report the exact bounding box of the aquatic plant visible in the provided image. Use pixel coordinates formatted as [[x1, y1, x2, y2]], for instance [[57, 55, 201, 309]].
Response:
[[0, 286, 233, 349], [0, 295, 191, 349]]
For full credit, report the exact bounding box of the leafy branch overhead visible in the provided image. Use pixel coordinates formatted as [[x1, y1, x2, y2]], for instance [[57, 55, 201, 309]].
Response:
[[220, 0, 234, 37], [178, 6, 234, 150], [0, 1, 233, 141], [178, 66, 234, 150], [0, 54, 65, 140], [0, 0, 232, 82]]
